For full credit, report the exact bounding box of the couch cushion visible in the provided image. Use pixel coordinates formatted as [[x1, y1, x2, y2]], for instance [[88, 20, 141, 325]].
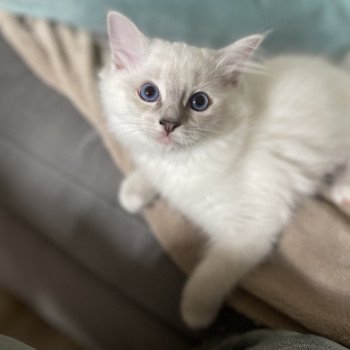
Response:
[[0, 209, 192, 350]]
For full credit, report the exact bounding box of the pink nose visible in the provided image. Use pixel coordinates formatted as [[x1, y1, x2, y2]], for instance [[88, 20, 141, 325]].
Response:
[[159, 119, 181, 134]]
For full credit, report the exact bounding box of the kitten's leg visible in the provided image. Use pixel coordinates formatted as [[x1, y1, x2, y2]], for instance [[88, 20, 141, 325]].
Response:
[[322, 159, 350, 213], [119, 168, 157, 213], [181, 233, 276, 329]]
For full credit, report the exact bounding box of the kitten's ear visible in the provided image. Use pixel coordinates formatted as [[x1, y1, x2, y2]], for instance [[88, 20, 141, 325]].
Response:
[[216, 33, 265, 84], [107, 11, 149, 70]]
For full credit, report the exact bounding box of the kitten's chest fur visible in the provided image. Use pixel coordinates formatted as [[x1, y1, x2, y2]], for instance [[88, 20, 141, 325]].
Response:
[[139, 147, 231, 202]]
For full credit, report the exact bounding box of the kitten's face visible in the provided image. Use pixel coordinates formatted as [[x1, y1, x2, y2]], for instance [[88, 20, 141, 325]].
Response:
[[102, 42, 239, 150], [100, 12, 263, 151]]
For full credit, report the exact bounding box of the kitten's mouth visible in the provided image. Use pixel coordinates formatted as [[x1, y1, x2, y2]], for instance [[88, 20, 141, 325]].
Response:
[[157, 133, 173, 145]]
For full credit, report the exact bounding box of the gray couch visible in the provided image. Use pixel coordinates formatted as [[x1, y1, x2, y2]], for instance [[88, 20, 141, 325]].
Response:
[[0, 35, 253, 350]]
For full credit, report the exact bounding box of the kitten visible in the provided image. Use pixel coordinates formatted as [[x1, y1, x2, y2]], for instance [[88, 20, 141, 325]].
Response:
[[99, 11, 350, 329]]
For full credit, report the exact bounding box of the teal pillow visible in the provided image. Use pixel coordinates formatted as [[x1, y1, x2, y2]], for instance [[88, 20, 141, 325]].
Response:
[[0, 0, 350, 56]]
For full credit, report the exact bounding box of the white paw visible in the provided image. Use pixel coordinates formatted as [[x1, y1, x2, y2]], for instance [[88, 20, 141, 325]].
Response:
[[118, 181, 148, 213], [118, 172, 158, 214], [180, 285, 220, 329], [330, 186, 350, 208]]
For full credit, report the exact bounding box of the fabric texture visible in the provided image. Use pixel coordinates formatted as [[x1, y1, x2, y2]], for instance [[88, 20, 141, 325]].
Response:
[[0, 9, 350, 347], [200, 330, 349, 350]]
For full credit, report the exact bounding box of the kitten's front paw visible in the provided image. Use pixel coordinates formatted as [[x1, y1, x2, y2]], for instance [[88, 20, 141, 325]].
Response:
[[119, 185, 146, 213], [119, 174, 157, 213], [181, 283, 220, 329], [332, 186, 350, 207], [324, 184, 350, 215]]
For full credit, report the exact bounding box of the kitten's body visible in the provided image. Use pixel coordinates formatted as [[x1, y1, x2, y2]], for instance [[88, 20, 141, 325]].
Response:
[[100, 12, 350, 328]]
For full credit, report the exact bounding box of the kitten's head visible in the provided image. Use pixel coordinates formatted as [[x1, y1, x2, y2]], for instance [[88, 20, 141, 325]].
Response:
[[100, 11, 264, 151]]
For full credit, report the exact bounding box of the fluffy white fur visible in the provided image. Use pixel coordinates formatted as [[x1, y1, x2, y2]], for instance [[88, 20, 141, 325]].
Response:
[[100, 12, 350, 328]]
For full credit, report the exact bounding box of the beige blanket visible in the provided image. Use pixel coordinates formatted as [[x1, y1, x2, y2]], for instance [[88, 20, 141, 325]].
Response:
[[1, 13, 349, 346]]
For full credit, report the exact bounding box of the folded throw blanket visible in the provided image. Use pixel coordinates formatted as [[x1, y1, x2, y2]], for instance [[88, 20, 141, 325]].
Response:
[[1, 13, 349, 346]]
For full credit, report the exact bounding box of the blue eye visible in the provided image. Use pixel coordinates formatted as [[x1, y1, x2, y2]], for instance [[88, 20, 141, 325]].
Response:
[[189, 92, 209, 111], [139, 82, 159, 102]]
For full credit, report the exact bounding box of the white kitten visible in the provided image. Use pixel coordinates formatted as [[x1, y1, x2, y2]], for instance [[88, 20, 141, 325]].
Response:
[[99, 11, 350, 329]]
